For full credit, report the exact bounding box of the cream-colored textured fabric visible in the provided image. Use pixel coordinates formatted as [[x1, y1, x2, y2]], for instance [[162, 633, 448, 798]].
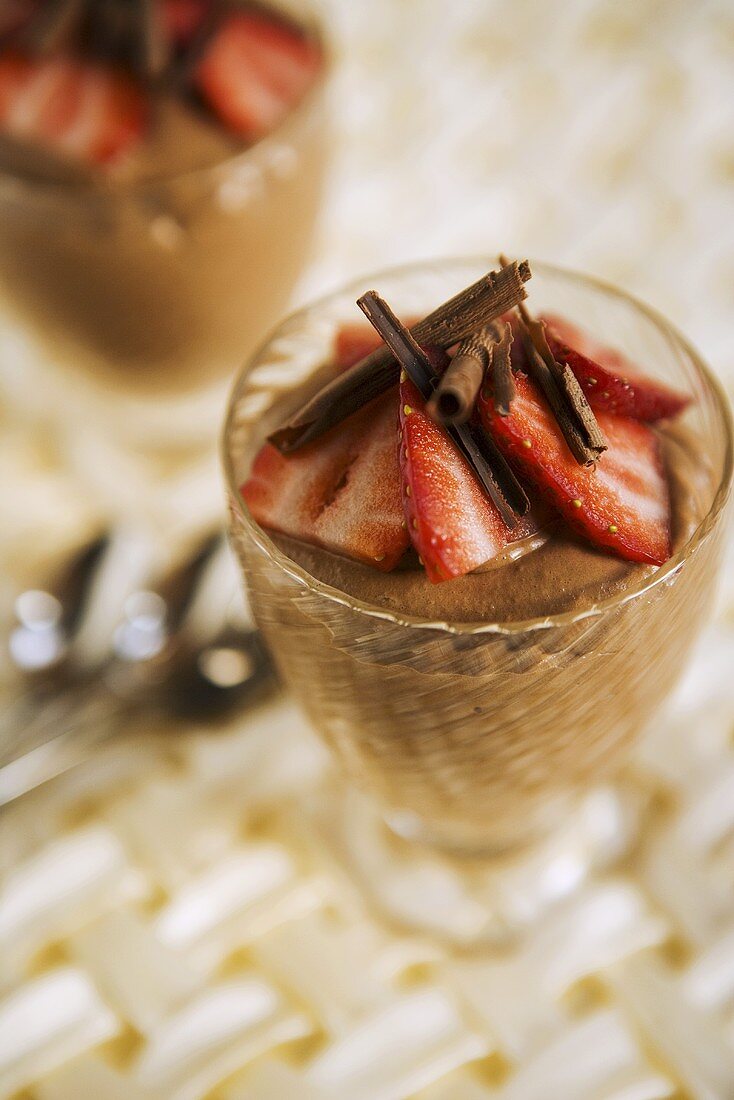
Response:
[[3, 647, 734, 1099], [1, 2, 734, 1098]]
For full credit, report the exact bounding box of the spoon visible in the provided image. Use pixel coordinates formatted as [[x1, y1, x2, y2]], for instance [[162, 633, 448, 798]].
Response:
[[0, 530, 276, 804]]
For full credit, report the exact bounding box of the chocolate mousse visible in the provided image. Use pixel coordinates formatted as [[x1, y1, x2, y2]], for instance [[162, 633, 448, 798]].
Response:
[[270, 421, 703, 622], [0, 0, 327, 395], [227, 258, 728, 854], [241, 259, 700, 623]]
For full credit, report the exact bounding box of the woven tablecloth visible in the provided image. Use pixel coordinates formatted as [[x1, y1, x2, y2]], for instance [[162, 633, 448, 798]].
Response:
[[2, 2, 734, 1097]]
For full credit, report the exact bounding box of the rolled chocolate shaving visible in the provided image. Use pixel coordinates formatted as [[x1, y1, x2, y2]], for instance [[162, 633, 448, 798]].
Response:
[[357, 291, 529, 528], [140, 0, 170, 80], [166, 0, 228, 87], [16, 0, 175, 83], [556, 361, 607, 453], [27, 0, 88, 54], [87, 0, 131, 63], [517, 324, 595, 465], [490, 320, 516, 416], [269, 259, 532, 453], [427, 327, 493, 425], [516, 300, 606, 465], [494, 250, 607, 466]]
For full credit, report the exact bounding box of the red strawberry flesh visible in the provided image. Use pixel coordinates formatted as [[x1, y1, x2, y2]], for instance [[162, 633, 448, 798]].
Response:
[[242, 391, 408, 571], [510, 312, 690, 423], [399, 376, 541, 583], [163, 0, 211, 46], [334, 319, 421, 371], [196, 9, 321, 141], [334, 324, 385, 371], [0, 51, 147, 165], [478, 372, 671, 565]]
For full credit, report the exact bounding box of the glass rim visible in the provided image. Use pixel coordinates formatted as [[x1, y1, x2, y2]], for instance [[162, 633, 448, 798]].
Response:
[[223, 256, 734, 637], [0, 0, 330, 197]]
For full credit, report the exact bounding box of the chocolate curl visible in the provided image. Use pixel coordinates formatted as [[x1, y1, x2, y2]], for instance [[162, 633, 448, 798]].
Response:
[[16, 1, 173, 83], [490, 320, 516, 416], [427, 327, 494, 425], [498, 254, 606, 465], [357, 290, 529, 529], [140, 0, 170, 80], [166, 0, 227, 86], [269, 259, 532, 454], [28, 0, 88, 53], [517, 301, 606, 466]]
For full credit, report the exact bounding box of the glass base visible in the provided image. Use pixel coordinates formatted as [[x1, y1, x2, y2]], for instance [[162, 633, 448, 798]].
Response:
[[305, 783, 642, 948], [0, 314, 230, 453]]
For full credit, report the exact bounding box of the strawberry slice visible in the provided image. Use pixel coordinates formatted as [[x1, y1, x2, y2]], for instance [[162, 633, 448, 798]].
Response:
[[162, 0, 211, 46], [241, 391, 408, 571], [334, 324, 384, 371], [399, 376, 541, 583], [334, 318, 421, 371], [335, 324, 393, 372], [542, 314, 690, 423], [478, 372, 671, 565], [0, 51, 147, 165], [195, 9, 321, 141]]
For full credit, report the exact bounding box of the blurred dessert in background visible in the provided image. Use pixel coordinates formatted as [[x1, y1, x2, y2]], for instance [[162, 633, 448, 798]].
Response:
[[0, 0, 328, 405]]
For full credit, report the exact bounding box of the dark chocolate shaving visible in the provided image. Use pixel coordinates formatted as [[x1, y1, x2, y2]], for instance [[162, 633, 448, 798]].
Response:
[[516, 300, 606, 466], [269, 259, 532, 454], [556, 359, 607, 453], [166, 0, 227, 87], [13, 0, 182, 83], [517, 320, 595, 465], [496, 253, 606, 466], [27, 0, 87, 54], [357, 291, 529, 529], [489, 320, 516, 416], [139, 0, 170, 81], [427, 327, 493, 425]]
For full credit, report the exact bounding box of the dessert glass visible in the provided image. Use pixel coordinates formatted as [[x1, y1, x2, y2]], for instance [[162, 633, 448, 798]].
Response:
[[224, 259, 732, 939], [0, 0, 330, 451]]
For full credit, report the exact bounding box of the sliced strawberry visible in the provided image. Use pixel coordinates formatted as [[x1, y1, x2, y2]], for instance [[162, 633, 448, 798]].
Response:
[[242, 392, 408, 571], [162, 0, 211, 46], [478, 372, 671, 565], [542, 314, 690, 423], [0, 52, 28, 115], [495, 310, 528, 373], [195, 9, 321, 141], [334, 318, 421, 371], [0, 51, 147, 165], [399, 376, 541, 583], [334, 324, 384, 371]]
